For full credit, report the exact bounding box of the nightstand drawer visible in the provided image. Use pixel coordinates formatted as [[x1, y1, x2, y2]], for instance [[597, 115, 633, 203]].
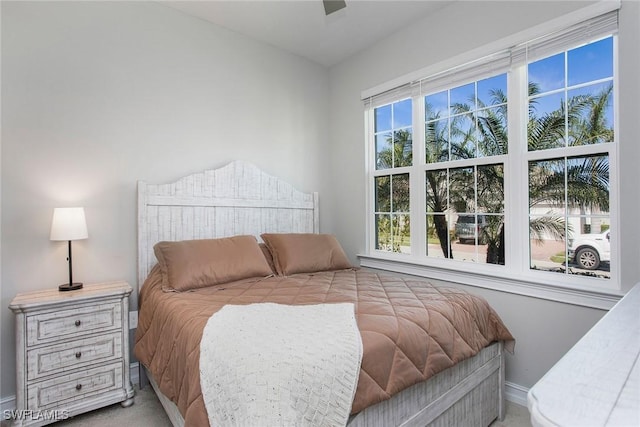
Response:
[[27, 332, 123, 381], [26, 302, 121, 346], [27, 362, 123, 410]]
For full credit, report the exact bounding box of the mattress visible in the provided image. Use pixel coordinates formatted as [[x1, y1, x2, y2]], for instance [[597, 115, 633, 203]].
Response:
[[134, 266, 514, 427]]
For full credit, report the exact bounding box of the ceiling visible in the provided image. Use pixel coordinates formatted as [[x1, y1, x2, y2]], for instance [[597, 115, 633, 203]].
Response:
[[162, 1, 453, 67]]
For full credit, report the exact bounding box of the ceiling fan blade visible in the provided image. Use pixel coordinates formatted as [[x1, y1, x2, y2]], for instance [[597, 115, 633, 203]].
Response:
[[323, 0, 346, 16]]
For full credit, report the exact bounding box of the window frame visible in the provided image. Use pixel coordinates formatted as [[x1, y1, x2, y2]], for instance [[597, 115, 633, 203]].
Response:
[[363, 15, 620, 303]]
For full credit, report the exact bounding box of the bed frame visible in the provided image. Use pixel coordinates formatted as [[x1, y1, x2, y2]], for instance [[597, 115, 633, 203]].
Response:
[[137, 160, 506, 427]]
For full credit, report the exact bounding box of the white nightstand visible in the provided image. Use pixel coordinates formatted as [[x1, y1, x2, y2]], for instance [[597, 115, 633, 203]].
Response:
[[9, 281, 135, 426]]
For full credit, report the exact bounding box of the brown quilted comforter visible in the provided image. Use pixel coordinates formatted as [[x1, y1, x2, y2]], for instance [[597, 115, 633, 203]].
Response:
[[134, 267, 514, 427]]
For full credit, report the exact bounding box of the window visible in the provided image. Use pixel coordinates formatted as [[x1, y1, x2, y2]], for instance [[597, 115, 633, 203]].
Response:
[[527, 37, 613, 279], [373, 99, 412, 254], [424, 73, 507, 264], [365, 12, 617, 290]]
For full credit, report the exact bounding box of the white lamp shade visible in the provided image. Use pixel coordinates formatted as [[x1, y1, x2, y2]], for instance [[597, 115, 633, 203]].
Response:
[[50, 207, 88, 241]]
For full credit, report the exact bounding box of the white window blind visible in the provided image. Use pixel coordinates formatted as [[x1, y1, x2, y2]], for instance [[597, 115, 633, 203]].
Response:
[[511, 10, 618, 66], [364, 51, 511, 108], [364, 8, 619, 107], [364, 83, 417, 110], [417, 51, 511, 97]]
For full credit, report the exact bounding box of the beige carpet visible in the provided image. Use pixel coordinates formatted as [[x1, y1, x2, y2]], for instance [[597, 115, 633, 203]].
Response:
[[51, 386, 172, 427], [10, 386, 532, 426], [490, 401, 533, 427]]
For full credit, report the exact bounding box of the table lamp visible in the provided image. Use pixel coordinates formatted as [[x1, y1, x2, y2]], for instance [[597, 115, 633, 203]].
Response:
[[50, 207, 88, 291]]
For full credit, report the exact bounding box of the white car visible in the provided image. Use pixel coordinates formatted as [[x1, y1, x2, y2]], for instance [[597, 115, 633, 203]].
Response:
[[568, 230, 610, 270]]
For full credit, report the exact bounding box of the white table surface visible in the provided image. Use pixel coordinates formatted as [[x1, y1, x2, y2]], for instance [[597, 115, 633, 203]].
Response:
[[528, 283, 640, 427]]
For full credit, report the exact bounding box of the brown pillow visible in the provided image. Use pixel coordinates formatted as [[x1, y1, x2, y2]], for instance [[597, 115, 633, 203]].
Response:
[[258, 243, 277, 274], [153, 235, 273, 291], [261, 233, 353, 275]]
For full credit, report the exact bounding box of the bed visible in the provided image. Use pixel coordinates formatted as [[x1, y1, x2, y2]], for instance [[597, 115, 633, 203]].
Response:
[[134, 160, 514, 427]]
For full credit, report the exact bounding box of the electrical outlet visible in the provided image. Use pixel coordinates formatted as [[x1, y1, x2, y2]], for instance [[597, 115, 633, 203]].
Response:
[[129, 310, 138, 329]]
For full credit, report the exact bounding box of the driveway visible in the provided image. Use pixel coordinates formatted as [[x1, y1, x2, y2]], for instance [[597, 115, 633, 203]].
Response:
[[428, 239, 610, 278]]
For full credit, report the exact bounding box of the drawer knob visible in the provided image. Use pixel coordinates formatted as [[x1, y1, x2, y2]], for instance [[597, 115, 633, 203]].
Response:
[[76, 384, 82, 391], [75, 352, 82, 359], [75, 320, 81, 327]]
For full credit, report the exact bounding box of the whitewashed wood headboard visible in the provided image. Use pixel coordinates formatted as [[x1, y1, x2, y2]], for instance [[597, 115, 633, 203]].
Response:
[[137, 160, 319, 288]]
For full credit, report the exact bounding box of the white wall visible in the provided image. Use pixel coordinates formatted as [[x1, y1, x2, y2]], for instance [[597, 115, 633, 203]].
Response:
[[2, 0, 639, 405], [327, 0, 640, 389], [0, 1, 330, 398]]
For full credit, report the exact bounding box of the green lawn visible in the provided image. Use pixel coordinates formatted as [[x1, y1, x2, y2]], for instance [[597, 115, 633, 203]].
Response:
[[550, 251, 566, 264]]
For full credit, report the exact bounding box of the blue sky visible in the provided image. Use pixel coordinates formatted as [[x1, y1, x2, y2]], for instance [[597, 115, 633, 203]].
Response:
[[529, 36, 614, 127], [529, 36, 613, 92]]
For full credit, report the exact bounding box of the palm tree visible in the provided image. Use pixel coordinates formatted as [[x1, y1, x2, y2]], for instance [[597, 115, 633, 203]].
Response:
[[569, 84, 614, 146], [451, 90, 508, 264], [425, 107, 453, 258], [375, 81, 612, 264], [376, 129, 412, 169], [527, 83, 612, 247], [443, 81, 611, 265], [376, 130, 412, 252]]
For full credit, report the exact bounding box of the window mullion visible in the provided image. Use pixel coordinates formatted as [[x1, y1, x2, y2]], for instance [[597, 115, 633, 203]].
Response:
[[506, 65, 529, 274], [412, 95, 426, 258], [365, 108, 375, 254], [523, 144, 612, 161]]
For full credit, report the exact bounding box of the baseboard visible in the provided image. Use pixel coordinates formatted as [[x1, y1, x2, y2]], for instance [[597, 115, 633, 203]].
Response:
[[130, 362, 140, 386], [1, 393, 15, 414], [1, 363, 141, 413], [505, 381, 530, 407]]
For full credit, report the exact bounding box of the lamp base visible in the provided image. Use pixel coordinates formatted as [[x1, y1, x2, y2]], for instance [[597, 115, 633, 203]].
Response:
[[59, 282, 83, 292]]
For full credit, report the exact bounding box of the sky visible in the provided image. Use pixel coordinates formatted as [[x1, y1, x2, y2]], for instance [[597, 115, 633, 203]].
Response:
[[529, 36, 614, 127]]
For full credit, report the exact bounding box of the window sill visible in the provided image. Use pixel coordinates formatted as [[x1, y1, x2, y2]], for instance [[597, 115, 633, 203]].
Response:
[[358, 254, 623, 310]]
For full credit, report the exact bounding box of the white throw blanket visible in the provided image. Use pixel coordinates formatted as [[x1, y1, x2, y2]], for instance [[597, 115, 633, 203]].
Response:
[[199, 303, 363, 427]]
